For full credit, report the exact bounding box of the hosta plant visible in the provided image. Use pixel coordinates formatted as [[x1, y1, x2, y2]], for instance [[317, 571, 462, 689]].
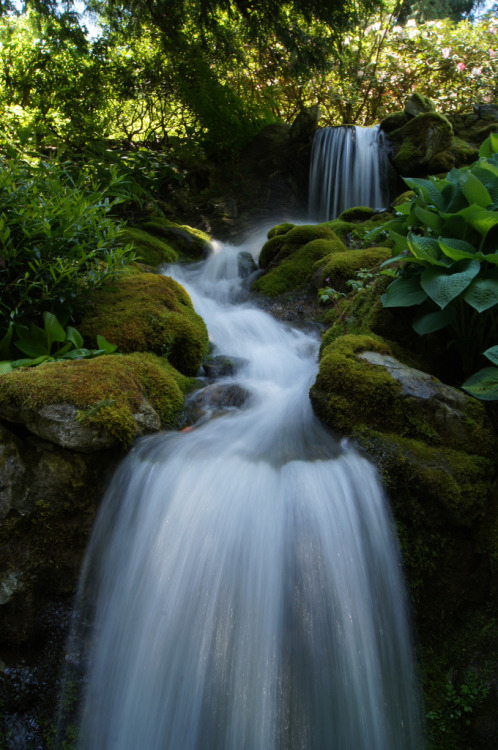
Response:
[[0, 311, 118, 374], [370, 133, 498, 399]]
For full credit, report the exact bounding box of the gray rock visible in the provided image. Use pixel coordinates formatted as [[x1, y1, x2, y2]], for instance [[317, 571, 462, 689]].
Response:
[[358, 351, 470, 444], [23, 403, 117, 453], [202, 355, 248, 379], [404, 93, 435, 118], [237, 251, 257, 278]]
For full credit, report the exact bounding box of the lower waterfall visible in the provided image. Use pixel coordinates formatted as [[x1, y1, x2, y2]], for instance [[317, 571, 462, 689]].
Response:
[[58, 236, 424, 750], [308, 126, 389, 221]]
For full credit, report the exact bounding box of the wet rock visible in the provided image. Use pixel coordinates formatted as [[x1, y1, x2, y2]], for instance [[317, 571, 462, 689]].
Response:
[[202, 355, 248, 379], [237, 251, 257, 278], [404, 92, 436, 118]]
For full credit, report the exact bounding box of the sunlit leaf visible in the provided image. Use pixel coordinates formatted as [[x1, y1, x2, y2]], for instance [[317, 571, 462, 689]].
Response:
[[484, 346, 498, 366]]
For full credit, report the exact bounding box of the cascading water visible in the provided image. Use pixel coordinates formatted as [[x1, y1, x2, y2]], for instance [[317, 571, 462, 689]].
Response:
[[58, 235, 424, 750], [308, 125, 389, 221]]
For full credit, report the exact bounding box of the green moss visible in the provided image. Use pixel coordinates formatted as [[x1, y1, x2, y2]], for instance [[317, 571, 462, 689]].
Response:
[[141, 216, 212, 259], [254, 236, 342, 296], [78, 271, 209, 376], [337, 206, 378, 223], [121, 227, 179, 266], [380, 111, 409, 133], [310, 333, 397, 434], [314, 246, 392, 290], [0, 353, 193, 446], [267, 222, 295, 239], [259, 234, 286, 269]]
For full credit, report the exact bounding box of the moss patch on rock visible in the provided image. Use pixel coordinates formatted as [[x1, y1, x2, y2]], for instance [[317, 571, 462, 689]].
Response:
[[259, 223, 345, 270], [141, 216, 212, 260], [121, 227, 179, 266], [78, 271, 209, 376], [313, 246, 392, 291], [0, 353, 193, 446]]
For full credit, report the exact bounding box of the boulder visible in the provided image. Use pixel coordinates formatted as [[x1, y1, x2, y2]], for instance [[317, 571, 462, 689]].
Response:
[[386, 111, 454, 175], [404, 92, 436, 118]]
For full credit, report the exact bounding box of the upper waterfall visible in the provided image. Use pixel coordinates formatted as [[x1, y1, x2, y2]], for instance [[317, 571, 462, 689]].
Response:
[[308, 125, 389, 221]]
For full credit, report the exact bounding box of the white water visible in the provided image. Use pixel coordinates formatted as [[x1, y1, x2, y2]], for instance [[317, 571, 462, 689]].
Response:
[[308, 126, 388, 221], [63, 237, 424, 750]]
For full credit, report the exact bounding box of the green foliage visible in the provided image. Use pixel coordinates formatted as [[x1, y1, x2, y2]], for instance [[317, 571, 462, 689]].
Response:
[[0, 312, 118, 374], [426, 671, 490, 739], [374, 133, 498, 396], [0, 152, 135, 335]]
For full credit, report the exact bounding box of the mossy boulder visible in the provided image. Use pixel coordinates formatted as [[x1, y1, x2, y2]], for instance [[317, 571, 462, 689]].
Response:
[[309, 332, 498, 648], [78, 271, 209, 376], [313, 246, 392, 291], [404, 92, 436, 118], [121, 227, 179, 266], [380, 111, 409, 133], [140, 216, 212, 260], [387, 112, 455, 175], [259, 223, 345, 270], [0, 353, 193, 448]]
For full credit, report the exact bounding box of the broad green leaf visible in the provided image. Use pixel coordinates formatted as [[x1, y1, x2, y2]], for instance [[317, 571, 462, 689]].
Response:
[[472, 163, 498, 207], [43, 311, 66, 349], [97, 335, 118, 354], [438, 237, 479, 262], [389, 228, 410, 253], [459, 172, 492, 208], [464, 277, 498, 312], [421, 260, 480, 309], [414, 205, 443, 234], [14, 336, 48, 358], [381, 276, 427, 307], [412, 305, 456, 335], [452, 205, 498, 238], [65, 326, 84, 349], [395, 201, 413, 216], [54, 341, 73, 358], [484, 346, 498, 366], [403, 177, 445, 210], [482, 252, 498, 266], [479, 133, 498, 158], [0, 361, 13, 374], [407, 233, 451, 267], [462, 367, 498, 400], [10, 355, 51, 368]]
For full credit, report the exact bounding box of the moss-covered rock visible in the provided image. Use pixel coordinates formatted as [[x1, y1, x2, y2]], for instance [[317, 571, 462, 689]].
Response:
[[259, 223, 345, 270], [404, 92, 436, 118], [267, 222, 296, 239], [313, 246, 392, 291], [121, 227, 179, 266], [78, 271, 209, 376], [380, 111, 409, 133], [141, 216, 212, 259], [255, 237, 345, 297], [387, 111, 454, 175], [0, 353, 193, 447]]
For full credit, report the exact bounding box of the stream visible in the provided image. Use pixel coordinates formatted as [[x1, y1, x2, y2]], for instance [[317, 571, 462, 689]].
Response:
[[58, 232, 425, 749]]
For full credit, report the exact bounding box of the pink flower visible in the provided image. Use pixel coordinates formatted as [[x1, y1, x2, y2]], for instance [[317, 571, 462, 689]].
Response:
[[456, 62, 466, 71], [442, 47, 451, 58], [489, 48, 496, 58], [471, 67, 482, 76]]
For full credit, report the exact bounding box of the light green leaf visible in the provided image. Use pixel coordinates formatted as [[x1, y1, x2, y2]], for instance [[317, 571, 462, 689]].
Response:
[[0, 361, 13, 374], [421, 260, 480, 309], [403, 177, 445, 209], [97, 335, 118, 354], [65, 326, 84, 349], [484, 346, 498, 366], [412, 305, 456, 335], [464, 277, 498, 312], [43, 311, 66, 350], [438, 237, 480, 262], [407, 233, 450, 267], [462, 367, 498, 400], [459, 172, 492, 208], [478, 133, 498, 158], [414, 205, 443, 233], [381, 276, 428, 307]]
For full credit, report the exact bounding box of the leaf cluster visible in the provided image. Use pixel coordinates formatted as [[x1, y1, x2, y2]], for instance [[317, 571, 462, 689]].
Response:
[[0, 311, 118, 373], [374, 133, 498, 398], [0, 152, 135, 336]]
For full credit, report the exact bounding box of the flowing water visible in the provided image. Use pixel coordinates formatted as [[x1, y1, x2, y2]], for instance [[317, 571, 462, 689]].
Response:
[[308, 126, 389, 221], [60, 235, 424, 750]]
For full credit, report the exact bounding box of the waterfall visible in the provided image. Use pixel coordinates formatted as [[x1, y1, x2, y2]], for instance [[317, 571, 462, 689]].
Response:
[[308, 126, 388, 221], [58, 237, 424, 750]]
